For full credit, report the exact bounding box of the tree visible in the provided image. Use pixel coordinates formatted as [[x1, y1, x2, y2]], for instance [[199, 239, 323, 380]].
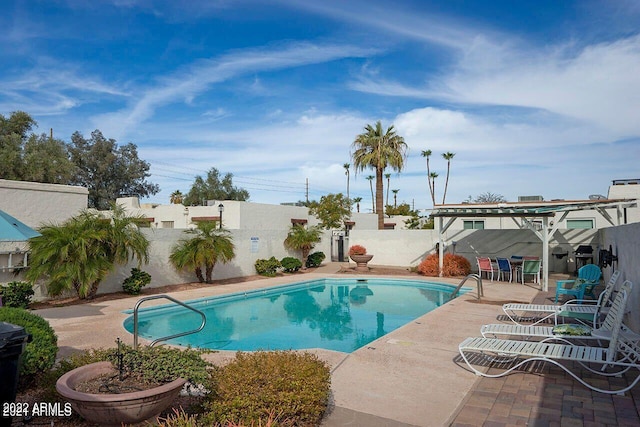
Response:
[[283, 224, 323, 269], [392, 189, 399, 208], [352, 121, 408, 229], [26, 204, 150, 299], [385, 173, 391, 207], [366, 175, 375, 213], [308, 193, 352, 229], [343, 163, 350, 202], [184, 167, 249, 206], [441, 152, 455, 204], [467, 192, 507, 203], [0, 111, 39, 180], [22, 133, 76, 184], [421, 150, 434, 207], [169, 221, 235, 283], [429, 172, 438, 205], [170, 190, 184, 204], [69, 130, 159, 210], [353, 197, 362, 213], [385, 202, 413, 216]]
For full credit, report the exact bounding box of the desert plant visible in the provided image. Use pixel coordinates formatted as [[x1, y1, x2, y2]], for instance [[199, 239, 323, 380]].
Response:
[[203, 351, 330, 426], [348, 245, 367, 256], [122, 268, 152, 295], [254, 257, 281, 277], [280, 257, 302, 273], [0, 307, 57, 381], [0, 281, 34, 308], [306, 251, 326, 268], [417, 253, 471, 277], [283, 224, 322, 269]]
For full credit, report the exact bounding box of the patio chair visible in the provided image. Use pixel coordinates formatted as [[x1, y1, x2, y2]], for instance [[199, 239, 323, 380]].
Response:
[[459, 280, 640, 395], [483, 280, 638, 344], [555, 264, 602, 303], [502, 271, 620, 326], [495, 257, 512, 282], [517, 259, 541, 284], [476, 257, 494, 282]]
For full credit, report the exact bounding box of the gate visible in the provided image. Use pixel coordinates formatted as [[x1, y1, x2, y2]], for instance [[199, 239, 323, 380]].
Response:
[[331, 230, 349, 262]]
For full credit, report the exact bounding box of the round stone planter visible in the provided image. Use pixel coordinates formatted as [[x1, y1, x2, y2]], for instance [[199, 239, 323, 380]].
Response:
[[56, 361, 186, 426], [350, 254, 374, 272]]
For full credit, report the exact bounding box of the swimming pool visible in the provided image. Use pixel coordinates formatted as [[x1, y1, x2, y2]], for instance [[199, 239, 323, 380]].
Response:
[[123, 278, 467, 353]]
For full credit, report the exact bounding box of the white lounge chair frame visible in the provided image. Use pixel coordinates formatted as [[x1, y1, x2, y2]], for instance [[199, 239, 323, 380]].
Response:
[[502, 271, 620, 326], [459, 281, 640, 395]]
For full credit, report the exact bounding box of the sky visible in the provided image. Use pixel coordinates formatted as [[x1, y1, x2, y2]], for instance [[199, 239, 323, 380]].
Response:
[[1, 0, 639, 213]]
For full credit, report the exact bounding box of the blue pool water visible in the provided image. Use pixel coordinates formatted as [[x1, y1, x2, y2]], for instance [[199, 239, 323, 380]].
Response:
[[123, 278, 466, 353]]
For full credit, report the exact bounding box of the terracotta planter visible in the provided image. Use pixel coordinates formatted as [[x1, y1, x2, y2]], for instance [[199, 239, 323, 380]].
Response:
[[56, 361, 186, 426], [350, 254, 374, 272]]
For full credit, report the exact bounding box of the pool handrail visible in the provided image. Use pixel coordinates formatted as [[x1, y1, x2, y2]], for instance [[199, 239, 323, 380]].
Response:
[[133, 294, 207, 349], [450, 274, 483, 300]]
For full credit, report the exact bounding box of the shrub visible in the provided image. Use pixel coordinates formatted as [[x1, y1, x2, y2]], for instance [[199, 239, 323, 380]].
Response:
[[122, 267, 152, 295], [0, 307, 57, 380], [306, 251, 326, 268], [254, 257, 281, 277], [280, 257, 302, 273], [0, 281, 34, 308], [348, 245, 367, 256], [417, 253, 471, 277], [203, 351, 331, 426]]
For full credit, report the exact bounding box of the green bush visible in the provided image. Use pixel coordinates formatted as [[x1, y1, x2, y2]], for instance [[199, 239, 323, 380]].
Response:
[[122, 268, 152, 295], [254, 257, 281, 277], [0, 307, 57, 380], [203, 351, 331, 426], [280, 257, 302, 273], [306, 251, 326, 268], [0, 281, 34, 308]]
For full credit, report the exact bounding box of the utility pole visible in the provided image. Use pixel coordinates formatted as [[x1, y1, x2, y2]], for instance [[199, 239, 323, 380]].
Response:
[[305, 178, 309, 203]]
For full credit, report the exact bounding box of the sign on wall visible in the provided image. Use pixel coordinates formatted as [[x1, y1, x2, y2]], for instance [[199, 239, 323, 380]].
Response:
[[250, 237, 259, 253]]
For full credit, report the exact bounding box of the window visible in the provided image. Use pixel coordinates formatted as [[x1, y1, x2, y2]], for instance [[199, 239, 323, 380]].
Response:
[[463, 220, 485, 230], [161, 221, 174, 229], [566, 219, 594, 229]]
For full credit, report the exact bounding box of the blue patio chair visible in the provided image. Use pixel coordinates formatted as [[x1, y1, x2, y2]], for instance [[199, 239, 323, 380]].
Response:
[[555, 264, 602, 303], [496, 257, 512, 282]]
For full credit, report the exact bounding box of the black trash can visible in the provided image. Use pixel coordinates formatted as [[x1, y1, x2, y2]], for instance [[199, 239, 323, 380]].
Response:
[[0, 322, 30, 427]]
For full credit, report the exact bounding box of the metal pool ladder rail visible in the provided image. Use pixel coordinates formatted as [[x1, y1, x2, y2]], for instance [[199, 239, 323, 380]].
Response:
[[450, 274, 483, 300], [133, 294, 206, 349]]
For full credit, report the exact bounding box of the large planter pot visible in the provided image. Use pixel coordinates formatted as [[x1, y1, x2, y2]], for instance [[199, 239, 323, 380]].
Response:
[[350, 254, 374, 272], [56, 361, 186, 426]]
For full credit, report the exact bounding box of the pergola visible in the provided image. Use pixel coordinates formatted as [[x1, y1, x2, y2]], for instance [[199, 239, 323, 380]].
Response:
[[430, 199, 637, 291]]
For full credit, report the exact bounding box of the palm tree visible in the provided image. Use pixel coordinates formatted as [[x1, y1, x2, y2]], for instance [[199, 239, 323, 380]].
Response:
[[170, 190, 184, 204], [283, 224, 323, 269], [366, 175, 375, 213], [385, 173, 391, 208], [441, 152, 455, 204], [26, 204, 150, 299], [392, 189, 399, 208], [421, 150, 434, 207], [352, 121, 408, 229], [343, 163, 350, 203], [429, 172, 439, 206], [353, 197, 363, 213], [169, 221, 235, 283]]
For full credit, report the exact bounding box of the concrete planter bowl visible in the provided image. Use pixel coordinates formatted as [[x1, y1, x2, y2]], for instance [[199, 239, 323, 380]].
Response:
[[56, 361, 186, 426], [350, 254, 374, 272]]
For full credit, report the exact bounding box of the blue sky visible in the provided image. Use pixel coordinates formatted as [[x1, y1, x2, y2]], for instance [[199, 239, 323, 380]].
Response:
[[2, 0, 639, 212]]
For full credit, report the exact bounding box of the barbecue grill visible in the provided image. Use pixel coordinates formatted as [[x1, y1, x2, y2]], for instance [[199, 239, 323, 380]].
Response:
[[574, 245, 594, 271]]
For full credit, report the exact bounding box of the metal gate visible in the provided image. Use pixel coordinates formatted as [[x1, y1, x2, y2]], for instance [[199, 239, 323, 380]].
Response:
[[331, 231, 349, 262]]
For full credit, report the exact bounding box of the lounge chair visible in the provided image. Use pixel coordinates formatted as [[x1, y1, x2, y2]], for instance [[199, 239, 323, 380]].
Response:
[[555, 264, 602, 303], [502, 271, 620, 326], [483, 280, 638, 343], [459, 280, 640, 395]]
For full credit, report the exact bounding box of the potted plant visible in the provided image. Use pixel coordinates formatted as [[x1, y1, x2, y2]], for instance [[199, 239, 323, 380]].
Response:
[[349, 245, 373, 272]]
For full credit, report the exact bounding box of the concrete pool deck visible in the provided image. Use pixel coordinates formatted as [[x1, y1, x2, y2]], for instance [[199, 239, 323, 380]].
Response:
[[34, 263, 627, 426]]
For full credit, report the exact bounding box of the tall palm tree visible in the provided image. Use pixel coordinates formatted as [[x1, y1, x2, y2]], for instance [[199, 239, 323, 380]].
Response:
[[343, 163, 350, 203], [429, 172, 439, 206], [353, 197, 362, 213], [352, 121, 408, 229], [392, 189, 399, 208], [169, 220, 235, 283], [366, 175, 375, 213], [284, 224, 323, 269], [441, 152, 455, 204], [384, 173, 391, 208], [27, 204, 150, 299], [421, 150, 434, 207], [170, 190, 184, 204]]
